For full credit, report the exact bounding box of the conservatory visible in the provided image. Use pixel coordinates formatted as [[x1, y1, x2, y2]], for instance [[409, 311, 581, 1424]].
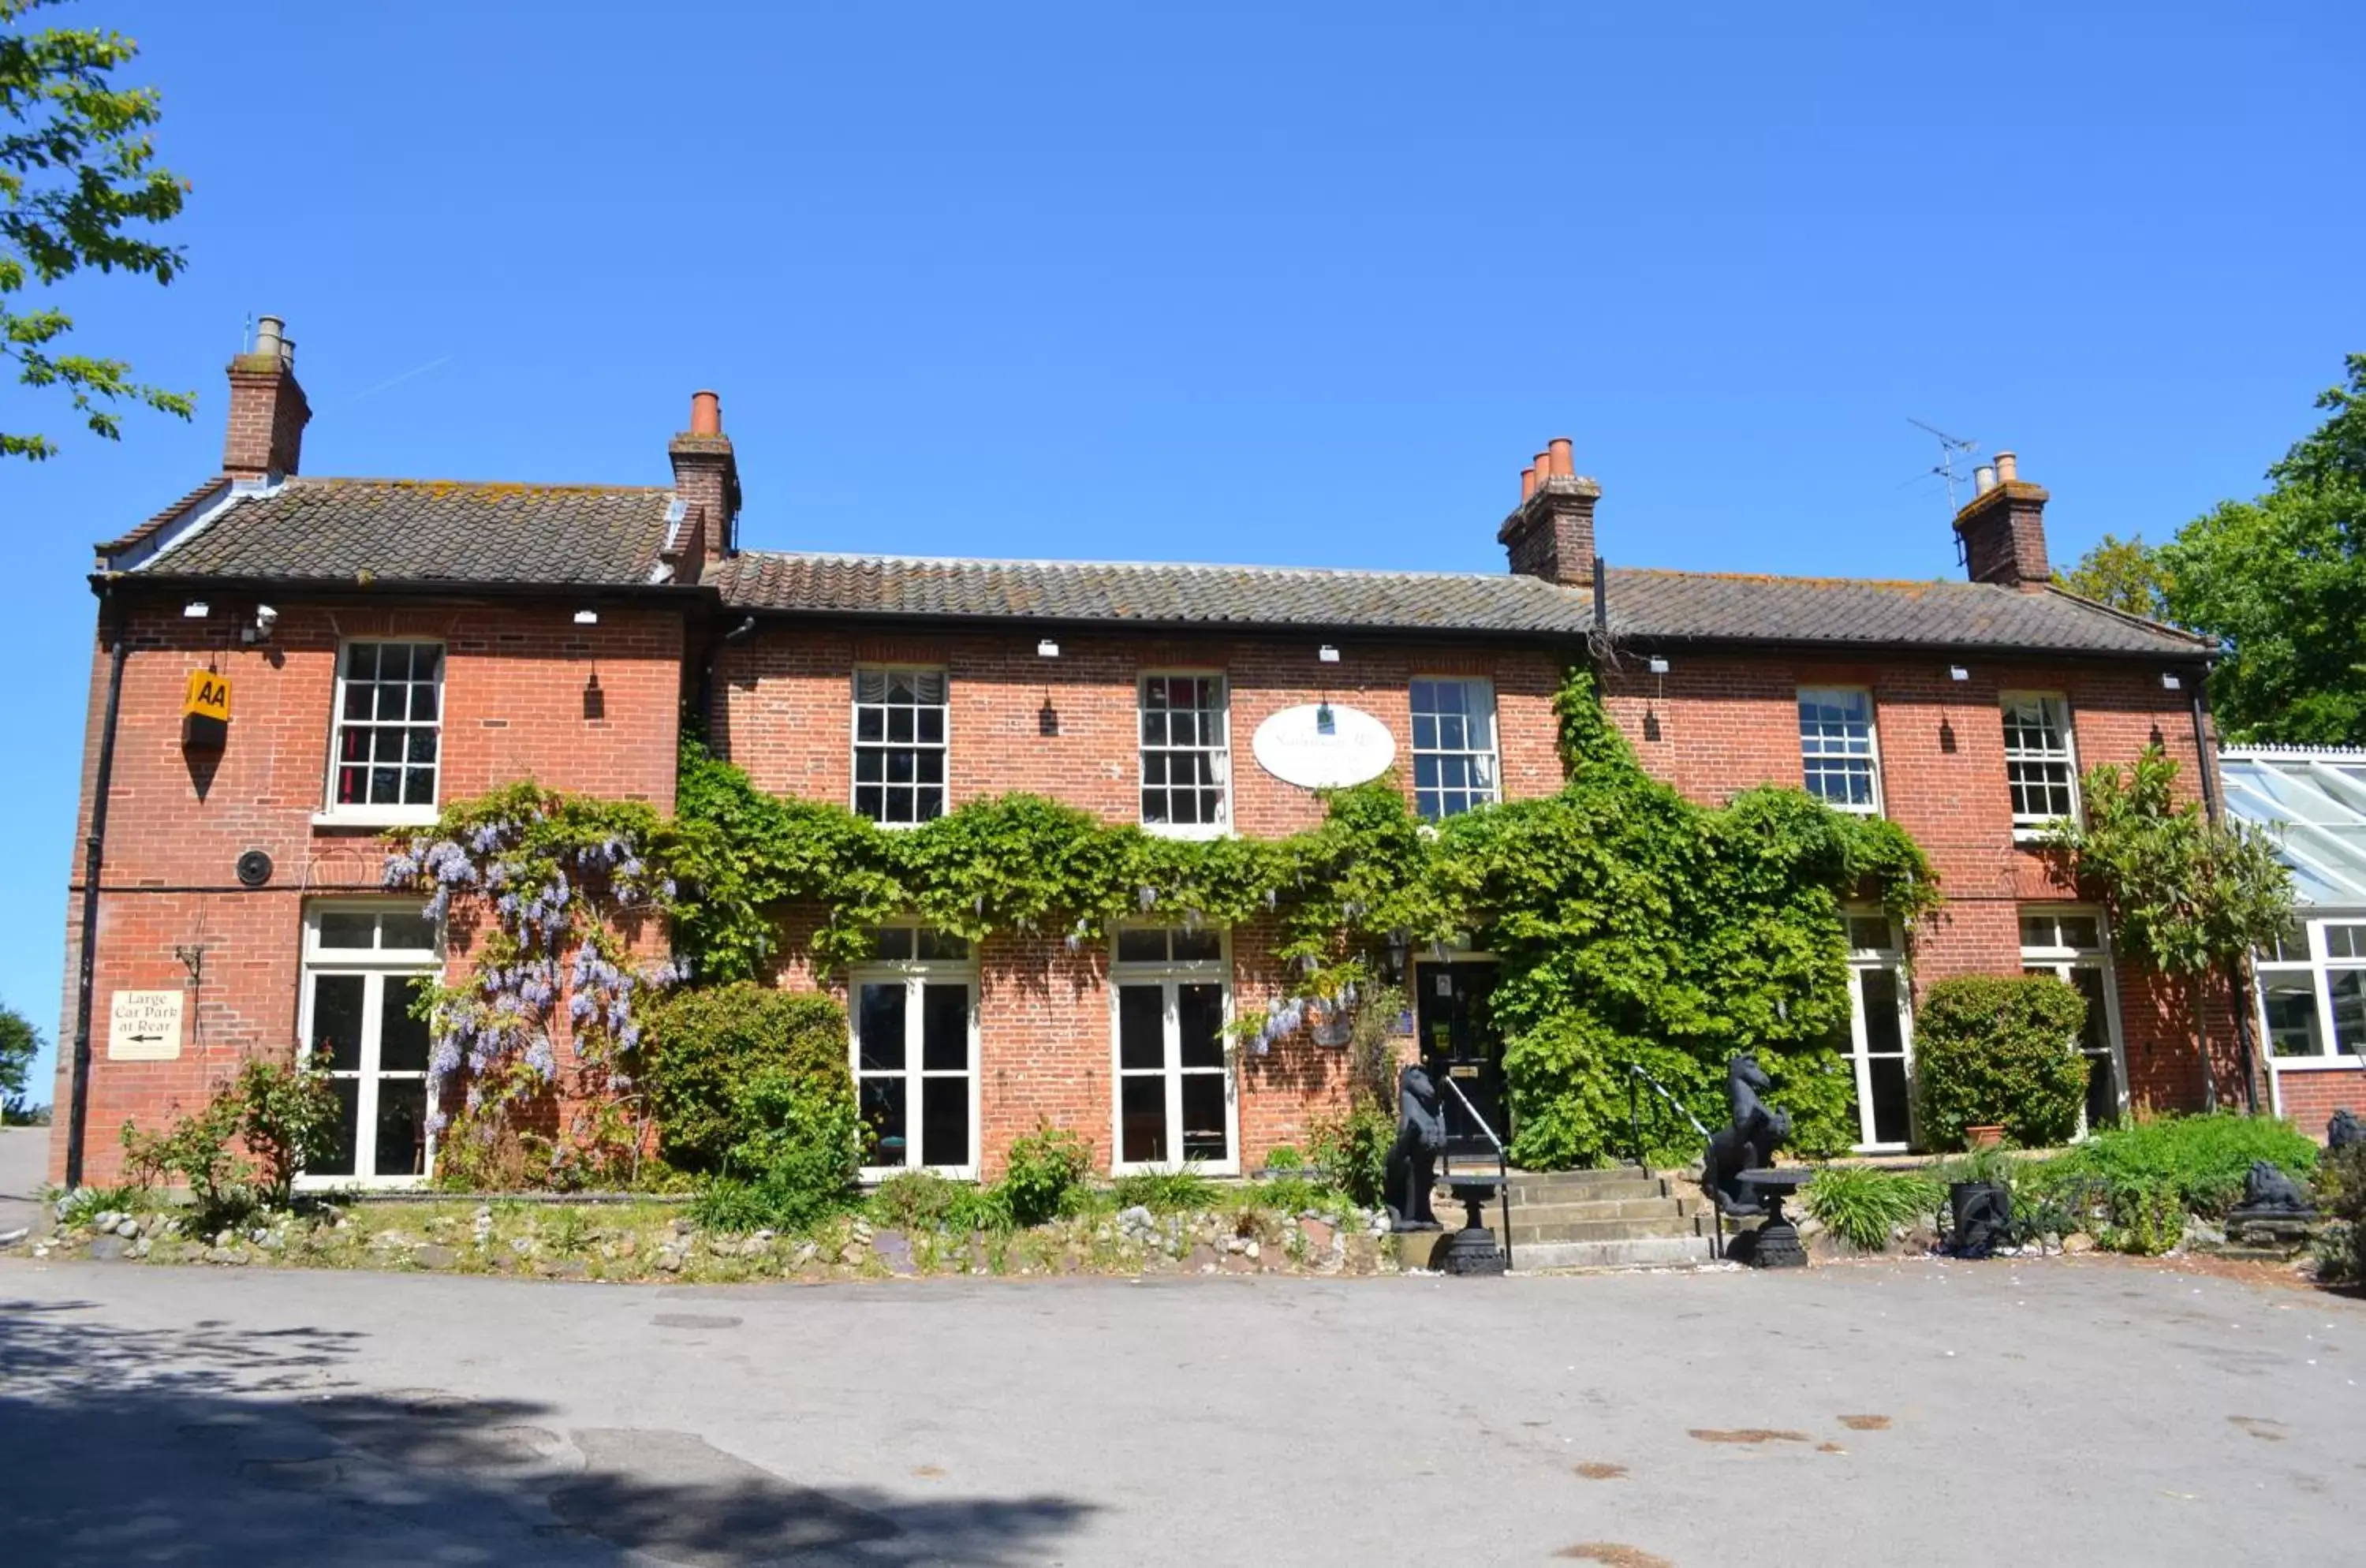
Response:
[[2219, 746, 2366, 1133]]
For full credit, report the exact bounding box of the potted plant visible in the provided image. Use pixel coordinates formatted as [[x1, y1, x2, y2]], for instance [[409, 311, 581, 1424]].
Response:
[[1965, 1124, 2006, 1149]]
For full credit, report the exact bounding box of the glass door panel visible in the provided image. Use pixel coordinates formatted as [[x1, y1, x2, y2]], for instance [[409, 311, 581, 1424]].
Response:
[[1857, 967, 1911, 1148]]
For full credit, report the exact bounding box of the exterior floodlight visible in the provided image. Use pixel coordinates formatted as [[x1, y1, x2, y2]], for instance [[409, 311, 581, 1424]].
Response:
[[1037, 639, 1060, 658]]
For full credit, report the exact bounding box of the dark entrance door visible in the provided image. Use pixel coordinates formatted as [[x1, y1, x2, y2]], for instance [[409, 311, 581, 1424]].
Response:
[[1415, 961, 1504, 1157]]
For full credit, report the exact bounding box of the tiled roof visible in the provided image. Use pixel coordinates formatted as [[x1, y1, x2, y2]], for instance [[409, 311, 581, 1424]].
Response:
[[1600, 568, 2214, 656], [707, 551, 1598, 634], [710, 549, 2214, 656], [120, 477, 681, 587]]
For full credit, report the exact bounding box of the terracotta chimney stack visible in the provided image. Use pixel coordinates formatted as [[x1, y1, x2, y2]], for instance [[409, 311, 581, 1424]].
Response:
[[1500, 435, 1601, 587], [222, 313, 310, 479], [669, 388, 742, 574], [1953, 446, 2051, 592]]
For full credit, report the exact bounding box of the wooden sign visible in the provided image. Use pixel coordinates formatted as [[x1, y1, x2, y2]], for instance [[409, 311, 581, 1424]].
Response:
[[108, 990, 184, 1061], [183, 669, 230, 749]]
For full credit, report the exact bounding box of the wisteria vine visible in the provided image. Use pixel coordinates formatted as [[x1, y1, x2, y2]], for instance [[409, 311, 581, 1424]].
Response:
[[383, 784, 689, 1137]]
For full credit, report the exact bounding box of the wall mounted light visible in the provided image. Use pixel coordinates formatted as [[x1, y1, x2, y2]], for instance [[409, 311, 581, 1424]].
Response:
[[1037, 639, 1061, 659], [574, 608, 600, 625], [1647, 655, 1670, 675], [182, 600, 210, 618], [1318, 644, 1341, 663], [1038, 696, 1061, 737], [582, 670, 606, 721], [2160, 671, 2182, 691], [1315, 701, 1336, 734], [1949, 665, 1970, 682]]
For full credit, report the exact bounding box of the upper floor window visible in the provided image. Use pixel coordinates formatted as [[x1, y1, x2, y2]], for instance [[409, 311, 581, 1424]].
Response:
[[2002, 693, 2078, 832], [1411, 678, 1499, 820], [1140, 674, 1229, 833], [1797, 687, 1881, 814], [853, 668, 947, 825], [330, 642, 442, 815]]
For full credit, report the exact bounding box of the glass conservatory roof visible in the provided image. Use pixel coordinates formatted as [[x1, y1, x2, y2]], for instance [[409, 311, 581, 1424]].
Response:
[[2220, 746, 2366, 909]]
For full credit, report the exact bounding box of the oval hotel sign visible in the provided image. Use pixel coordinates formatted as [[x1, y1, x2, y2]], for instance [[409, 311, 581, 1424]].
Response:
[[1252, 703, 1396, 790]]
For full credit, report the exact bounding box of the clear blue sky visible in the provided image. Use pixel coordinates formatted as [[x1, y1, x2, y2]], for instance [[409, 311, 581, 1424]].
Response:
[[5, 2, 2362, 1101]]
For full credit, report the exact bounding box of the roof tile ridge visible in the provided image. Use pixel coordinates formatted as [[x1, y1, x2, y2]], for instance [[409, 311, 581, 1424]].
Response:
[[290, 475, 673, 495], [2038, 583, 2217, 648], [726, 546, 1554, 583]]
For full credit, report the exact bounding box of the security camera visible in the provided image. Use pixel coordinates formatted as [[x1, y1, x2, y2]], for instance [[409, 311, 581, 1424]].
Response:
[[255, 604, 278, 634]]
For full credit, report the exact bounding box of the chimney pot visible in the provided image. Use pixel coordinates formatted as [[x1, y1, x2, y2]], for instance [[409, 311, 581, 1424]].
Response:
[[1548, 437, 1573, 477], [690, 390, 722, 435], [222, 312, 309, 479], [1520, 466, 1536, 501], [1953, 450, 2050, 591], [1533, 450, 1551, 484]]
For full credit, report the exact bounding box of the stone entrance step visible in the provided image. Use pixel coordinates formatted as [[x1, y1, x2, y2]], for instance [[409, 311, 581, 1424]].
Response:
[[1427, 1164, 1722, 1271]]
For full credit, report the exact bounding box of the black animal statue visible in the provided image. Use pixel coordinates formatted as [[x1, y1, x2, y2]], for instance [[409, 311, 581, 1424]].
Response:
[[1384, 1063, 1447, 1231], [2236, 1159, 2314, 1215], [1703, 1052, 1793, 1218], [2330, 1107, 2365, 1152]]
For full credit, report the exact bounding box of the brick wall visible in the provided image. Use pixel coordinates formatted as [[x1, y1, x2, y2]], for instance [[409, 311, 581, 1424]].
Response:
[[1599, 648, 2241, 1115], [2274, 1065, 2365, 1141], [50, 594, 686, 1183], [712, 625, 1569, 831]]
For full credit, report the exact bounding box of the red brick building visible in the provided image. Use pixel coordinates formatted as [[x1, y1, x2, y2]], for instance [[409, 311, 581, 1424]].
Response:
[[53, 319, 2256, 1188]]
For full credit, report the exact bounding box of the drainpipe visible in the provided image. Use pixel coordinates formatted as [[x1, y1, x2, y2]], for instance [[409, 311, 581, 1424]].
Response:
[[65, 586, 130, 1189], [698, 614, 758, 745], [2189, 665, 2261, 1114]]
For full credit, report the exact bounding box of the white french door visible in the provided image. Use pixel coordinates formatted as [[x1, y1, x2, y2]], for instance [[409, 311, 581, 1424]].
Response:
[[297, 903, 441, 1187], [853, 971, 979, 1178], [1112, 973, 1236, 1173]]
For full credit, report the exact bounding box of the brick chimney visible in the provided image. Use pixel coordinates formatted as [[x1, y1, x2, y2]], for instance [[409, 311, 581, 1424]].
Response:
[[222, 315, 310, 479], [1954, 449, 2051, 591], [668, 389, 741, 573], [1498, 435, 1599, 586]]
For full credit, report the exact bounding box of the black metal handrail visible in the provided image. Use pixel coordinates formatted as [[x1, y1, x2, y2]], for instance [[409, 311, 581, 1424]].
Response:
[[1622, 1060, 1722, 1259], [1437, 1073, 1513, 1271], [1623, 1059, 1711, 1168]]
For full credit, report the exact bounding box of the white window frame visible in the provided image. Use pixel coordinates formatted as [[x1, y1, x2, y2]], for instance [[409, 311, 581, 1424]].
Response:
[[2254, 917, 2366, 1073], [2002, 692, 2080, 838], [849, 926, 980, 1180], [2019, 905, 2127, 1135], [295, 901, 442, 1189], [1841, 909, 1915, 1152], [1409, 676, 1502, 821], [1798, 686, 1883, 816], [317, 639, 446, 827], [1108, 927, 1238, 1174], [1136, 671, 1232, 838], [850, 666, 950, 827]]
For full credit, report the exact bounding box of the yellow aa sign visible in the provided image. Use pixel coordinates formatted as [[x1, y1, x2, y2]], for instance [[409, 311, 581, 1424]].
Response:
[[185, 670, 231, 722]]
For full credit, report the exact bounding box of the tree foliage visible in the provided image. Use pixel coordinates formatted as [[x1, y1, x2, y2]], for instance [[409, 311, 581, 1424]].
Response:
[[2061, 532, 2172, 621], [2, 0, 192, 460], [2160, 354, 2366, 743], [2043, 746, 2294, 1107], [0, 997, 38, 1118]]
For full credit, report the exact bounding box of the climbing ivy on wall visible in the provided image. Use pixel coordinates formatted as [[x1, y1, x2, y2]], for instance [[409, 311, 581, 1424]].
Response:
[[397, 670, 1939, 1173]]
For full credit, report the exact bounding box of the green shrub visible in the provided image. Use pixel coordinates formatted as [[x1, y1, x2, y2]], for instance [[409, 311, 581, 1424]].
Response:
[[1263, 1144, 1304, 1170], [643, 984, 851, 1173], [1000, 1122, 1092, 1226], [121, 1058, 341, 1225], [2049, 1112, 2316, 1218], [1803, 1165, 1942, 1252], [1309, 1104, 1394, 1208], [2098, 1181, 2186, 1256], [1913, 976, 2089, 1149], [1111, 1164, 1218, 1214]]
